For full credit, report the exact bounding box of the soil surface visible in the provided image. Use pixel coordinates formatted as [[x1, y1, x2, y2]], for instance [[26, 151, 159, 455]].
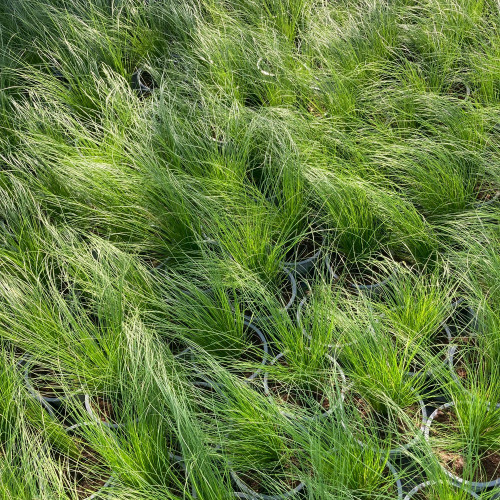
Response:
[[58, 440, 111, 499], [347, 262, 385, 287], [268, 378, 331, 414], [447, 81, 470, 99], [381, 466, 397, 496], [139, 71, 155, 90], [328, 253, 387, 287], [277, 273, 294, 306], [432, 407, 500, 483], [411, 492, 431, 500], [307, 104, 326, 117], [451, 336, 478, 382], [474, 182, 500, 203], [91, 397, 118, 424], [409, 326, 451, 373]]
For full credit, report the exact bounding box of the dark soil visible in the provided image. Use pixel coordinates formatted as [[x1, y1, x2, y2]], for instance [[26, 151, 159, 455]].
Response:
[[91, 397, 118, 424], [353, 395, 421, 446], [347, 262, 386, 287], [447, 81, 470, 99], [57, 440, 111, 499], [144, 256, 162, 268], [307, 103, 326, 117], [328, 253, 387, 287], [382, 465, 397, 496], [240, 327, 265, 362], [169, 339, 191, 357], [451, 336, 478, 381], [474, 182, 500, 203], [210, 125, 225, 144], [430, 326, 452, 357], [139, 70, 155, 90], [449, 302, 478, 337], [432, 407, 500, 483], [268, 357, 333, 409], [240, 470, 262, 493], [411, 492, 429, 500], [278, 274, 294, 307], [409, 325, 451, 373]]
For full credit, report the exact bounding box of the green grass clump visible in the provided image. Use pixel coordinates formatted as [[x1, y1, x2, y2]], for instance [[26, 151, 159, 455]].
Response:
[[0, 0, 499, 498]]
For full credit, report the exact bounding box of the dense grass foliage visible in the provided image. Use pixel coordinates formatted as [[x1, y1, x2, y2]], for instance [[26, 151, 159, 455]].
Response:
[[0, 0, 500, 498]]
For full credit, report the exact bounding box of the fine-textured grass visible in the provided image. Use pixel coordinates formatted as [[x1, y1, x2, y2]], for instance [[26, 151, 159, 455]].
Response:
[[0, 0, 499, 498]]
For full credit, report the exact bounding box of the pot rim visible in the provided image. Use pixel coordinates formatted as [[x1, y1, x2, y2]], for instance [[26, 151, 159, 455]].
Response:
[[283, 232, 323, 272], [424, 401, 500, 491], [19, 353, 79, 404], [403, 479, 480, 499]]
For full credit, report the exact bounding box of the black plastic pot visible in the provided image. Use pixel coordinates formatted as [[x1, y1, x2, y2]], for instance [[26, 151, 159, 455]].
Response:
[[50, 66, 71, 90], [231, 461, 402, 500], [131, 69, 155, 97], [256, 58, 276, 77], [424, 401, 500, 492], [446, 80, 471, 101], [263, 351, 346, 421], [403, 480, 479, 499], [325, 254, 392, 298], [474, 191, 500, 208], [242, 321, 269, 381], [449, 298, 480, 333], [387, 461, 404, 499]]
